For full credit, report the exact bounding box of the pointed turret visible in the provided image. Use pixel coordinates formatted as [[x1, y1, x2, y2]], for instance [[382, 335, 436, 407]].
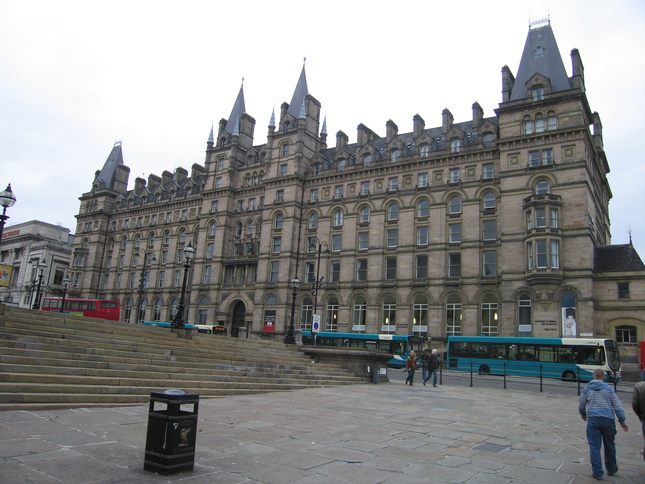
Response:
[[93, 142, 124, 191], [287, 65, 308, 119], [224, 84, 246, 135], [510, 21, 571, 101]]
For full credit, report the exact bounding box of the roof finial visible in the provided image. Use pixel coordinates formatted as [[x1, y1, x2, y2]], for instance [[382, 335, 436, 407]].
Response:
[[269, 105, 276, 128], [303, 56, 306, 68], [241, 76, 245, 87], [628, 227, 633, 245], [321, 114, 327, 136]]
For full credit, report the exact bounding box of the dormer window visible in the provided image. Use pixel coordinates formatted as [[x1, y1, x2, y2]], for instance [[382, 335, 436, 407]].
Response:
[[337, 158, 346, 171], [363, 154, 372, 166], [419, 144, 430, 157], [532, 87, 545, 101], [450, 138, 461, 153], [391, 149, 400, 162]]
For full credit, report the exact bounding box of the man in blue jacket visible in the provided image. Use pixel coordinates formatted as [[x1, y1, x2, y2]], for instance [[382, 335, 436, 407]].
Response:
[[578, 368, 629, 480]]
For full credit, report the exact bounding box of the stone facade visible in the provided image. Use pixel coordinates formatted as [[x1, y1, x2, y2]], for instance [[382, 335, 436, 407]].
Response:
[[67, 22, 645, 369], [0, 221, 74, 308]]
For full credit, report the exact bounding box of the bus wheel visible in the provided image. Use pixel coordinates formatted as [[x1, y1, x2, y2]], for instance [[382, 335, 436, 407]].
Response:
[[479, 365, 490, 374], [562, 370, 576, 381]]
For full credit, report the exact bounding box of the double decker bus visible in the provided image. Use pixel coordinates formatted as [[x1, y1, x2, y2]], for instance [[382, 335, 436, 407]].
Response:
[[447, 336, 621, 382], [41, 298, 120, 321], [301, 331, 424, 369]]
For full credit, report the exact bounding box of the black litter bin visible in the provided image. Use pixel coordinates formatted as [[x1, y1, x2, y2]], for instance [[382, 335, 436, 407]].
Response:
[[144, 389, 199, 475]]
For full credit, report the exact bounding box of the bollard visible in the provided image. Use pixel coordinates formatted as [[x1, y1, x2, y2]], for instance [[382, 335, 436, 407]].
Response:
[[144, 389, 199, 475], [371, 366, 380, 384]]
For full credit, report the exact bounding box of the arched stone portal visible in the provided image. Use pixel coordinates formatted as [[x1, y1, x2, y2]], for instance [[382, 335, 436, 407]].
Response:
[[231, 301, 247, 337]]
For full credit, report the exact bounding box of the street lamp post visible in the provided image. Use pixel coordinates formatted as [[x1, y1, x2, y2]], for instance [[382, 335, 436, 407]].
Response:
[[32, 259, 48, 310], [60, 275, 70, 313], [0, 184, 17, 248], [171, 243, 195, 329], [136, 251, 156, 324], [309, 238, 329, 317], [284, 276, 301, 344]]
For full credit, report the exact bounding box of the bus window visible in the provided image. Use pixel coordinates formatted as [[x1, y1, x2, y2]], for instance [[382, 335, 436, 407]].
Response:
[[518, 345, 537, 361], [490, 344, 506, 359], [581, 347, 605, 365], [394, 343, 406, 355], [558, 347, 576, 363], [538, 346, 557, 363], [101, 301, 117, 309], [508, 344, 518, 361]]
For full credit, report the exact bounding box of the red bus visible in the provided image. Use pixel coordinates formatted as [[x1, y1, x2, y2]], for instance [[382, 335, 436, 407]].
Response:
[[42, 298, 120, 321]]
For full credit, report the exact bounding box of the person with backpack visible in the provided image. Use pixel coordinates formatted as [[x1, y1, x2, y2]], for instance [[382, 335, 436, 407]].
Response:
[[423, 349, 440, 387]]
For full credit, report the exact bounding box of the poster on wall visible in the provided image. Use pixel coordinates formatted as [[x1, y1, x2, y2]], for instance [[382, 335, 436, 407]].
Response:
[[0, 264, 12, 287], [562, 307, 577, 336], [263, 310, 276, 333]]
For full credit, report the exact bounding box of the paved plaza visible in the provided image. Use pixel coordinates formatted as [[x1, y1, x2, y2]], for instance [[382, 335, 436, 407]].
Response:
[[1, 375, 643, 483]]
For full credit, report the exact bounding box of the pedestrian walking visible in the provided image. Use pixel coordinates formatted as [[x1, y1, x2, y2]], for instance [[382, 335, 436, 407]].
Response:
[[578, 368, 629, 480], [405, 351, 418, 386], [420, 349, 431, 383], [632, 368, 645, 460], [423, 349, 440, 387]]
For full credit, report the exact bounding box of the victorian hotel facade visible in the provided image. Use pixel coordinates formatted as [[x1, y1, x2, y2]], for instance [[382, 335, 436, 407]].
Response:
[[71, 22, 645, 359]]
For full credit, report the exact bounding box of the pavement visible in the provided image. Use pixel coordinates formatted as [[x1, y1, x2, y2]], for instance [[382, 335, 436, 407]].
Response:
[[1, 372, 644, 484]]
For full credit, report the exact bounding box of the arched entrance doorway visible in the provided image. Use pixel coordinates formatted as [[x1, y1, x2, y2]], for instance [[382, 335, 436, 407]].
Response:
[[231, 301, 247, 337]]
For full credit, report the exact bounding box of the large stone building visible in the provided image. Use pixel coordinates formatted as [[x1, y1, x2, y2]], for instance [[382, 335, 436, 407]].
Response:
[[70, 21, 645, 366], [0, 221, 74, 308]]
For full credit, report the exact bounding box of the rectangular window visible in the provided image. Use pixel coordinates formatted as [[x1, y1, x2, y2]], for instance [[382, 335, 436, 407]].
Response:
[[417, 226, 429, 246], [449, 168, 460, 183], [211, 200, 218, 212], [449, 253, 461, 277], [416, 255, 428, 279], [536, 239, 548, 268], [216, 177, 223, 189], [361, 182, 370, 195], [535, 118, 545, 132], [418, 173, 428, 187], [482, 220, 497, 241], [482, 163, 494, 179], [387, 229, 398, 247], [161, 250, 168, 264], [535, 208, 546, 227], [207, 243, 214, 258], [269, 261, 279, 282], [550, 240, 560, 268], [483, 250, 497, 276], [174, 270, 182, 287], [237, 200, 244, 212], [618, 282, 630, 299], [524, 120, 534, 134], [305, 262, 315, 283], [529, 151, 540, 166], [385, 257, 397, 280], [330, 261, 341, 282], [310, 189, 318, 202], [389, 177, 398, 191], [449, 223, 462, 243], [356, 259, 367, 281], [332, 234, 342, 252], [116, 273, 122, 289], [279, 164, 287, 177], [203, 266, 211, 284], [549, 208, 558, 228], [334, 186, 343, 199], [272, 237, 281, 253], [276, 190, 284, 203], [158, 271, 165, 288], [542, 149, 554, 165], [547, 116, 557, 130], [358, 232, 369, 250]]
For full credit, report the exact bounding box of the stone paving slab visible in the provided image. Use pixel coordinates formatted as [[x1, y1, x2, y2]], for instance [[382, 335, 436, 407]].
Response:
[[0, 381, 643, 483]]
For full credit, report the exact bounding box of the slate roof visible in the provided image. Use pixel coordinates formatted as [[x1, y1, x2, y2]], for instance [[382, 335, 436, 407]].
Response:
[[287, 66, 308, 119], [95, 142, 124, 190], [224, 85, 246, 135], [510, 22, 572, 101], [594, 244, 645, 272]]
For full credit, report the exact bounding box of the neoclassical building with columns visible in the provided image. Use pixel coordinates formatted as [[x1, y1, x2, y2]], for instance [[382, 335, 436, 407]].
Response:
[[70, 21, 645, 368]]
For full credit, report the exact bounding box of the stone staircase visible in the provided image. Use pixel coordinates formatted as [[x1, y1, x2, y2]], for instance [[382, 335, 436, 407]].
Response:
[[0, 305, 365, 410]]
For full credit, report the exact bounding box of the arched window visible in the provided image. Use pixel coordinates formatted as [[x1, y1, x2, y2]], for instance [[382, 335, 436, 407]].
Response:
[[419, 144, 430, 157], [308, 213, 318, 229], [235, 222, 243, 237], [281, 143, 290, 157], [108, 238, 115, 250], [535, 179, 551, 195], [413, 295, 429, 331], [325, 297, 339, 332], [247, 220, 255, 235], [523, 115, 534, 134], [363, 154, 372, 165], [337, 158, 346, 171], [209, 222, 217, 236], [482, 191, 497, 210], [333, 209, 344, 227], [124, 299, 133, 323], [138, 299, 147, 324], [446, 295, 462, 336], [274, 213, 284, 229], [449, 195, 462, 214], [450, 138, 461, 153], [417, 199, 430, 218], [381, 296, 397, 333], [352, 296, 367, 331], [360, 206, 371, 223], [387, 203, 399, 221], [153, 299, 162, 321], [121, 236, 128, 250], [391, 149, 400, 162], [170, 298, 179, 320], [179, 229, 187, 243], [480, 294, 499, 336], [148, 233, 155, 247]]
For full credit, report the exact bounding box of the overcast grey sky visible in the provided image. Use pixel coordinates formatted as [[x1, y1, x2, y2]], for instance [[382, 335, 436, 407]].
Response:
[[1, 0, 644, 259]]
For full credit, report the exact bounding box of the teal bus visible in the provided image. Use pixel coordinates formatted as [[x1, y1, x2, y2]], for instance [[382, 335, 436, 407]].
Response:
[[301, 331, 424, 369], [447, 336, 621, 382]]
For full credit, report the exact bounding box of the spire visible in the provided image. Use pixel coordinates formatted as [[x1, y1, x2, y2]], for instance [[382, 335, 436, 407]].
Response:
[[269, 106, 276, 128], [233, 118, 240, 136], [224, 81, 246, 135], [299, 100, 306, 120], [208, 124, 214, 144], [321, 114, 327, 136], [287, 63, 308, 119], [510, 22, 571, 101], [95, 141, 124, 190]]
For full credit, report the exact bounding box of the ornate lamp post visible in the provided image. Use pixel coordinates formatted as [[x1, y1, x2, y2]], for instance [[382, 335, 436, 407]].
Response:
[[136, 250, 156, 324], [32, 259, 48, 310], [0, 184, 17, 248], [309, 238, 329, 317], [284, 276, 301, 344], [60, 275, 70, 313], [171, 243, 195, 329]]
